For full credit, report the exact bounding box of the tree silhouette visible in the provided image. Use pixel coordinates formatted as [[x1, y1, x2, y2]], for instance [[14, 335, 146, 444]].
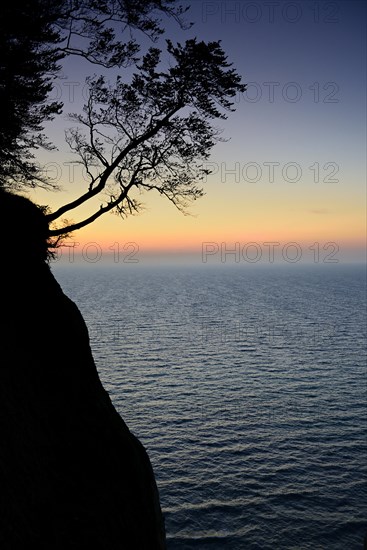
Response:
[[0, 1, 187, 189], [0, 1, 63, 189], [0, 1, 245, 239]]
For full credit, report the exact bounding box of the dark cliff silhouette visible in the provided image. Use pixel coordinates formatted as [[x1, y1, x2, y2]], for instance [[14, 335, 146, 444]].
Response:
[[0, 189, 166, 548]]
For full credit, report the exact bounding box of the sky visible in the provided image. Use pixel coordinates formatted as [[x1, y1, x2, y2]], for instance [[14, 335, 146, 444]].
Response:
[[29, 0, 366, 265]]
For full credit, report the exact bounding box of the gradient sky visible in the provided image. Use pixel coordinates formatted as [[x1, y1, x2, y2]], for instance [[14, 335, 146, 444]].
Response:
[[29, 0, 366, 264]]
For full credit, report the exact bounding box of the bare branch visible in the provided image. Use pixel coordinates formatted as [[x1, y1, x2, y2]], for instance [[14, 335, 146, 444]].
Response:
[[46, 103, 184, 223], [48, 160, 144, 236]]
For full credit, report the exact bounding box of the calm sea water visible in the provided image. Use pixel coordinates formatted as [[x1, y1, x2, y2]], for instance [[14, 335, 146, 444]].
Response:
[[53, 263, 367, 549]]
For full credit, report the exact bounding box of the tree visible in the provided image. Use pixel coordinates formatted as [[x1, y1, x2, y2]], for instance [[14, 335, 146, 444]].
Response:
[[0, 1, 188, 189], [0, 1, 245, 240], [0, 1, 63, 189]]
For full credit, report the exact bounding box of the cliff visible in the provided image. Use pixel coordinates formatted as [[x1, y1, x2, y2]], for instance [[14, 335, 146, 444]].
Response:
[[0, 190, 166, 548]]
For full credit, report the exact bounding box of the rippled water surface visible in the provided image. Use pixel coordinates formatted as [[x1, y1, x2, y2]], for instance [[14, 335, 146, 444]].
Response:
[[54, 264, 367, 549]]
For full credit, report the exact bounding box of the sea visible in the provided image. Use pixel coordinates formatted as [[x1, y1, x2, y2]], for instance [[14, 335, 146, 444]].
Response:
[[53, 262, 367, 549]]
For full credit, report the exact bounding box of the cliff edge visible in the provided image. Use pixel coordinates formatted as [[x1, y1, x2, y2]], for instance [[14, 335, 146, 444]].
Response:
[[0, 190, 166, 548]]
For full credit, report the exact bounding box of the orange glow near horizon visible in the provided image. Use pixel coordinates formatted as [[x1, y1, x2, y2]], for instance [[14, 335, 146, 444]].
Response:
[[29, 164, 366, 262], [44, 181, 364, 257]]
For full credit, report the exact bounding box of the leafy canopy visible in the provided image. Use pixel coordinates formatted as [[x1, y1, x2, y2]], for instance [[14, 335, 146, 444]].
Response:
[[0, 1, 246, 239]]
